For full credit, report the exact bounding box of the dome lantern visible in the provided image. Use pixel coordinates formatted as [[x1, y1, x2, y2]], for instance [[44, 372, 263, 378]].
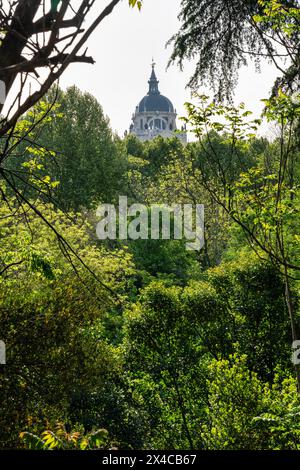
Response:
[[148, 61, 159, 95]]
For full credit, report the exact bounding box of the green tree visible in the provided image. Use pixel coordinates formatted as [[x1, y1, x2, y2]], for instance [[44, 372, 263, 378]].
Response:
[[184, 91, 300, 389], [201, 354, 300, 449], [169, 0, 300, 99], [0, 198, 135, 448], [39, 86, 126, 211]]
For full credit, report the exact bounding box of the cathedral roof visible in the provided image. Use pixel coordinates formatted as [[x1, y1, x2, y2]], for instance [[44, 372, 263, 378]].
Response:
[[137, 64, 174, 113]]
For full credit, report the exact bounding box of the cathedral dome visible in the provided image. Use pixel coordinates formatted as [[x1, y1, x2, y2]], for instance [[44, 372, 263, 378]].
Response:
[[129, 62, 186, 143], [138, 94, 174, 113], [137, 64, 174, 113]]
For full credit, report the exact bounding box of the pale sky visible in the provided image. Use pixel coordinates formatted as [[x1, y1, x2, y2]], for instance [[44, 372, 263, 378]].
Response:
[[9, 0, 281, 138], [59, 0, 280, 137]]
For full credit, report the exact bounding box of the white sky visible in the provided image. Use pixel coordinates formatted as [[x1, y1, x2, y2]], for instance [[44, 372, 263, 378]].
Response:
[[9, 0, 282, 138]]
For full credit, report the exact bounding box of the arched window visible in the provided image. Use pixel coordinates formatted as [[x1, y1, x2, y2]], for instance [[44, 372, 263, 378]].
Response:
[[149, 118, 167, 131]]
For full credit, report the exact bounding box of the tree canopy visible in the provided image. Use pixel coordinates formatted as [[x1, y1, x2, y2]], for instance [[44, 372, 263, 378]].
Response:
[[169, 0, 300, 99]]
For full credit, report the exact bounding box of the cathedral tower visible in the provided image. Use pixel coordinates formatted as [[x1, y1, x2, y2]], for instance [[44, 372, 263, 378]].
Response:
[[129, 62, 187, 143]]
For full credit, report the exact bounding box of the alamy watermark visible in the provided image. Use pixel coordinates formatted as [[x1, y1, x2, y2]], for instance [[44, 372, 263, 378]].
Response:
[[0, 340, 6, 365], [292, 341, 300, 365], [96, 196, 204, 251], [0, 80, 6, 105]]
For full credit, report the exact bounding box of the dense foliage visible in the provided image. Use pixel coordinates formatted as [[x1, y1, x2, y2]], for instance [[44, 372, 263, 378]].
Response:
[[0, 0, 299, 452], [1, 86, 299, 449]]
